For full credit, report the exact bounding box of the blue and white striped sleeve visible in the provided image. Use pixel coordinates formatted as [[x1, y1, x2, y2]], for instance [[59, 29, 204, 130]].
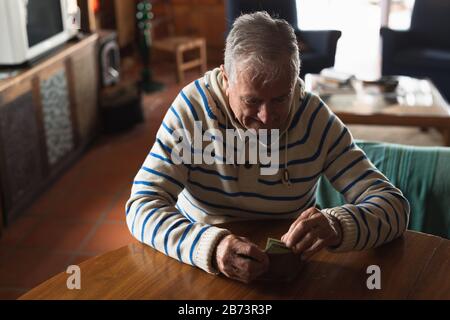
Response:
[[125, 95, 230, 274], [321, 108, 410, 252]]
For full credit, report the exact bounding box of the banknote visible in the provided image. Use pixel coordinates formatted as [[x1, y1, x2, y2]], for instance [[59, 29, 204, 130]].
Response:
[[259, 238, 302, 282], [264, 238, 292, 254]]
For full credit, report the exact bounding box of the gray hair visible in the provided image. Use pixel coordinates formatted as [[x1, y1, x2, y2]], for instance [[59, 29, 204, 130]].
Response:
[[224, 11, 300, 87]]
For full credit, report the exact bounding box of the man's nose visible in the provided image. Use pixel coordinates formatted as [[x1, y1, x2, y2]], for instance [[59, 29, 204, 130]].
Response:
[[258, 104, 272, 125]]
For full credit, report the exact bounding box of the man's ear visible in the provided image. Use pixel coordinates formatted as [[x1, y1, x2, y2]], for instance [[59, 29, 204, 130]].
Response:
[[220, 65, 230, 94]]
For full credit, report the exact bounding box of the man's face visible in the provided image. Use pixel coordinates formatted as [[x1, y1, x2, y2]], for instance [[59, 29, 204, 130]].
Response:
[[222, 65, 294, 131]]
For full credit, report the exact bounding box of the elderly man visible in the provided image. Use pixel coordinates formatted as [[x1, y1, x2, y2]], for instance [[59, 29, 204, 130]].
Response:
[[126, 12, 410, 283]]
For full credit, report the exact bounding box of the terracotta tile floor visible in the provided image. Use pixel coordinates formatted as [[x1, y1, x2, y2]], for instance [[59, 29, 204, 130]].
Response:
[[0, 60, 204, 300]]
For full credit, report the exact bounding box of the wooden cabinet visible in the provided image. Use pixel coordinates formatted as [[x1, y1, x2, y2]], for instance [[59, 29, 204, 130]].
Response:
[[0, 81, 45, 224], [153, 0, 226, 64], [0, 34, 99, 226], [86, 0, 137, 52], [173, 0, 225, 63], [79, 0, 226, 63], [172, 1, 225, 46], [114, 0, 137, 49]]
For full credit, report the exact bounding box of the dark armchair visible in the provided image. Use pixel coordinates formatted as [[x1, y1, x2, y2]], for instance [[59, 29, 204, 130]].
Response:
[[225, 0, 342, 78], [380, 0, 450, 102]]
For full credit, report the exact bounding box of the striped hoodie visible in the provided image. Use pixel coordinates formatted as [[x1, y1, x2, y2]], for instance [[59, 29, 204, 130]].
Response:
[[126, 68, 410, 274]]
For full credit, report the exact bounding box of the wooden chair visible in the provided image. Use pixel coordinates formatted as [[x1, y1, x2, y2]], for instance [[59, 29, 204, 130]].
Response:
[[151, 1, 207, 83]]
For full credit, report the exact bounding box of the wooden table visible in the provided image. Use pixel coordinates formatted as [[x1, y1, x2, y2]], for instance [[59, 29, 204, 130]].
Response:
[[305, 74, 450, 146], [20, 220, 450, 300]]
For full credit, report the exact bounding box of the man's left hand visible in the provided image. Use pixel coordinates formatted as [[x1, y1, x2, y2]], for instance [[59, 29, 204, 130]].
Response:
[[281, 207, 342, 260]]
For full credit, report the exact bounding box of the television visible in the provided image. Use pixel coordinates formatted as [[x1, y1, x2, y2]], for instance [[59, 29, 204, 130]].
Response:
[[0, 0, 80, 66]]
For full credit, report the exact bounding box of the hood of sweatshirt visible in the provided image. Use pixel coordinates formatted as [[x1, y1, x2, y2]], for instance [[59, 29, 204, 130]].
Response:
[[203, 67, 307, 186]]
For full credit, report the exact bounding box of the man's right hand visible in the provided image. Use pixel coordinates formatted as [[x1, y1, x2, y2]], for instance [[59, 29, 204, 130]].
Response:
[[215, 234, 269, 283]]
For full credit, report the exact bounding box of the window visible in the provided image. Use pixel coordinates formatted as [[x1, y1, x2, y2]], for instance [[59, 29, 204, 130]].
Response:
[[296, 0, 415, 79]]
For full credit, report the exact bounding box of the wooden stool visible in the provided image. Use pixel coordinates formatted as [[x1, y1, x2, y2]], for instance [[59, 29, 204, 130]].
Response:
[[153, 36, 207, 83]]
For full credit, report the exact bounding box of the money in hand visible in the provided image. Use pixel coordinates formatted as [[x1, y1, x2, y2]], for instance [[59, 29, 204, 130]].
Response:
[[264, 238, 292, 254], [260, 238, 302, 282]]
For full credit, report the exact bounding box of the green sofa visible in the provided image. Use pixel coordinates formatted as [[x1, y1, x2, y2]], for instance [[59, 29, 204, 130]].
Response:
[[317, 140, 450, 239]]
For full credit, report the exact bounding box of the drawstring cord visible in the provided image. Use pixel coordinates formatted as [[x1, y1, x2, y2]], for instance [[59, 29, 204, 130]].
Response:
[[211, 75, 294, 187], [225, 114, 238, 168], [223, 100, 291, 186], [282, 130, 291, 187], [282, 84, 306, 187]]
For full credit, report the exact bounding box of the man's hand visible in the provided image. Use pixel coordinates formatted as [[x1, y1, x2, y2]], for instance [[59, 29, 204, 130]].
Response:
[[281, 207, 342, 260], [215, 234, 269, 284]]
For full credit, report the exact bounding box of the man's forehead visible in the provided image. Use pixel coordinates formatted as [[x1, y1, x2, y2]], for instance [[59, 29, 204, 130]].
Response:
[[235, 72, 295, 96], [238, 70, 291, 86]]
